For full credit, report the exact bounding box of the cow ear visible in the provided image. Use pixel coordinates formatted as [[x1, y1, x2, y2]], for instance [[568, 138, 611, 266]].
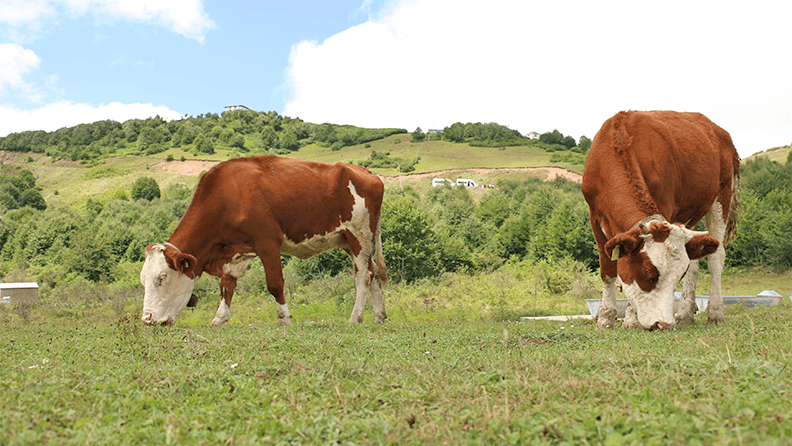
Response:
[[686, 236, 719, 260], [186, 293, 199, 307], [174, 253, 197, 277], [605, 230, 643, 260]]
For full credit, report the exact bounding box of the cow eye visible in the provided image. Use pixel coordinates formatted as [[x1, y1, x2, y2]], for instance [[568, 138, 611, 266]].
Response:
[[158, 274, 167, 286]]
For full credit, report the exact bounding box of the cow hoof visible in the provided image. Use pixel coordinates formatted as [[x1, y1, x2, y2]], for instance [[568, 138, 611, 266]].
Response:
[[348, 315, 363, 324], [707, 317, 724, 325], [676, 315, 695, 325], [622, 320, 639, 329], [277, 317, 291, 327], [375, 312, 388, 324], [210, 318, 227, 327], [596, 319, 615, 329]]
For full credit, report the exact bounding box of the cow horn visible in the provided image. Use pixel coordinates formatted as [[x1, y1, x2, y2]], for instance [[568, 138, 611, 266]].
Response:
[[688, 229, 709, 237]]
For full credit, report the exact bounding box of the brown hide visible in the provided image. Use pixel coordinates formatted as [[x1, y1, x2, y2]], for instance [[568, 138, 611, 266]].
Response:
[[582, 111, 740, 280], [163, 155, 386, 306]]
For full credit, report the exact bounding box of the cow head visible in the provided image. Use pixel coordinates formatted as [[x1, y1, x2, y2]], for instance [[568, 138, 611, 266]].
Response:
[[605, 221, 719, 330], [140, 243, 197, 326]]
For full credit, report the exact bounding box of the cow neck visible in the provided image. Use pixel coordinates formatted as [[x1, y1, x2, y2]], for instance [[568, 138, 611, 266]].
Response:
[[166, 216, 221, 275]]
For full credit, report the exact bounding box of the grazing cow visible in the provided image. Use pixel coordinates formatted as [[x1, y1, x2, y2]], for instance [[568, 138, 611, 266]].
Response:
[[140, 155, 388, 327], [582, 111, 740, 330]]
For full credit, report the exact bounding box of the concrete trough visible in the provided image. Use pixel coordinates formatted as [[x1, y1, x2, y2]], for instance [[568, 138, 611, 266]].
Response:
[[584, 290, 782, 319]]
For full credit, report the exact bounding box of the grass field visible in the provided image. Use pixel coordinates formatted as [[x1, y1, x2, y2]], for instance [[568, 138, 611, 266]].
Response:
[[1, 266, 790, 445]]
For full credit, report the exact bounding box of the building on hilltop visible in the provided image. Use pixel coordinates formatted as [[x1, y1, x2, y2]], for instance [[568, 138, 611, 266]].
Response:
[[526, 131, 540, 139], [224, 105, 252, 112]]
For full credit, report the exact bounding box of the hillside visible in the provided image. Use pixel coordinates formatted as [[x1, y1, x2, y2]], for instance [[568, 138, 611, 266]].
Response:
[[747, 145, 791, 163], [2, 133, 583, 210]]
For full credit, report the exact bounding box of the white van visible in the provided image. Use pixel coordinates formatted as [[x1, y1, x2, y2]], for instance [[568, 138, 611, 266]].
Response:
[[456, 178, 478, 188], [432, 178, 455, 187]]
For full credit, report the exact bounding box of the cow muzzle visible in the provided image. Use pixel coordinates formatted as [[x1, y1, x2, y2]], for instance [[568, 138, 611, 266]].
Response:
[[648, 321, 674, 331], [141, 312, 174, 326]]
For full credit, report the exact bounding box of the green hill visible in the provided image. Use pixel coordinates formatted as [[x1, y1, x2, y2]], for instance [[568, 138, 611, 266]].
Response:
[[0, 111, 586, 209]]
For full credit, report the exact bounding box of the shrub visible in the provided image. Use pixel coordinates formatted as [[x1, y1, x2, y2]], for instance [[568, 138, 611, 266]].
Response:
[[131, 177, 160, 201]]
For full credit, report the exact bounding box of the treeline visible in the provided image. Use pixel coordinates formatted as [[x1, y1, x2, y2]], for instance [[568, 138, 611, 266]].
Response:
[[412, 123, 590, 165], [0, 110, 406, 163]]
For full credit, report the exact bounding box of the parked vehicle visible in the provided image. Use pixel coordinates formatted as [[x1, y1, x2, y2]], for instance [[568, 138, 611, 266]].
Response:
[[432, 178, 455, 187], [456, 178, 478, 188]]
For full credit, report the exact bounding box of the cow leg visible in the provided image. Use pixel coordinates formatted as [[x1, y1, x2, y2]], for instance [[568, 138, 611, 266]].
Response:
[[348, 264, 369, 324], [596, 276, 618, 329], [677, 259, 700, 325], [705, 202, 727, 325], [259, 254, 291, 326], [369, 273, 387, 323], [212, 275, 236, 327]]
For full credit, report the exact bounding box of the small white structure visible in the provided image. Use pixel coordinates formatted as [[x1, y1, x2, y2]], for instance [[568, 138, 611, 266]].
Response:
[[224, 105, 252, 112], [432, 178, 454, 187], [0, 282, 39, 304], [526, 131, 541, 139], [456, 178, 479, 188]]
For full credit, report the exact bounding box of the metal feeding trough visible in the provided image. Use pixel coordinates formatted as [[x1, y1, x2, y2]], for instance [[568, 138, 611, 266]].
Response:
[[585, 290, 782, 319]]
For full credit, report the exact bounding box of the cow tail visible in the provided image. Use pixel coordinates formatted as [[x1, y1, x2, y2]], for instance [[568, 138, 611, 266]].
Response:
[[725, 151, 741, 244], [374, 219, 388, 285]]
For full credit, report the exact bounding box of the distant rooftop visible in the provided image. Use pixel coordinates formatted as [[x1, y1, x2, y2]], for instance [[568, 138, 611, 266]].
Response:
[[0, 282, 39, 289], [224, 105, 252, 112]]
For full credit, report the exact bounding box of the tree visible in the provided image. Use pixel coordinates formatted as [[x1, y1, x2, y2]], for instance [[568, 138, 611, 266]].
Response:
[[193, 134, 215, 154], [412, 127, 425, 142], [131, 177, 161, 201], [578, 136, 592, 153], [443, 123, 466, 142], [19, 189, 47, 210], [279, 131, 299, 152]]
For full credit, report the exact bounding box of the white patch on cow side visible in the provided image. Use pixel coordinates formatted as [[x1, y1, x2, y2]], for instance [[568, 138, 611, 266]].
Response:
[[140, 244, 196, 325], [222, 252, 257, 278], [211, 300, 230, 327], [280, 180, 374, 265]]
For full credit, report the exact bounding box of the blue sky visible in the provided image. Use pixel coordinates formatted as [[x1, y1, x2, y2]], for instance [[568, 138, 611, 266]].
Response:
[[1, 0, 790, 158]]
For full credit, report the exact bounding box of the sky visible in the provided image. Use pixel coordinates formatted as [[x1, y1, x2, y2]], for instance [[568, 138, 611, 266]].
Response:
[[1, 0, 790, 159]]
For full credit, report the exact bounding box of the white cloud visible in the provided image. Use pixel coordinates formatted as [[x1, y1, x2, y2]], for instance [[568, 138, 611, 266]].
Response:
[[0, 101, 183, 136], [0, 43, 40, 90], [0, 0, 56, 27], [0, 43, 42, 102], [0, 0, 215, 42], [284, 0, 792, 158]]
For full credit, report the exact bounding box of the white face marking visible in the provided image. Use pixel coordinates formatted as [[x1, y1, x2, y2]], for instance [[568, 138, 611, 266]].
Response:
[[140, 244, 196, 325], [621, 223, 698, 329], [281, 180, 374, 266]]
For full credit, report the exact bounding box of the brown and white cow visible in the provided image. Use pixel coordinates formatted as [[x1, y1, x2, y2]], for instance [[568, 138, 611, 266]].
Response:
[[582, 111, 740, 330], [140, 155, 387, 327]]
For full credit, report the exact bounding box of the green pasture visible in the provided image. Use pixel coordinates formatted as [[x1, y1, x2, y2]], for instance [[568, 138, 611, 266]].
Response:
[[1, 265, 790, 445]]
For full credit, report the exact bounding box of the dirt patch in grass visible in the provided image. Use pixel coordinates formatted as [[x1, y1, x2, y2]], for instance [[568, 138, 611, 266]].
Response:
[[151, 159, 220, 176], [149, 159, 583, 185]]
